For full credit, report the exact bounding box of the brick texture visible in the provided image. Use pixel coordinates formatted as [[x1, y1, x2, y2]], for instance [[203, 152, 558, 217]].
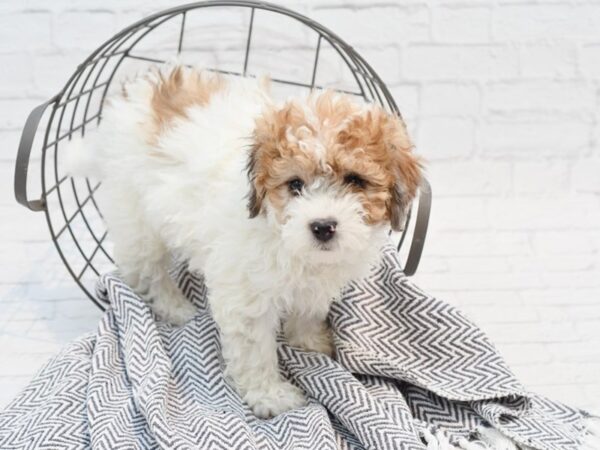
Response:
[[0, 0, 599, 413]]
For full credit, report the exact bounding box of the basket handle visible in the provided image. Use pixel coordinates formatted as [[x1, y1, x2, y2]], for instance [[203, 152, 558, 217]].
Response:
[[403, 177, 432, 276], [14, 96, 59, 212]]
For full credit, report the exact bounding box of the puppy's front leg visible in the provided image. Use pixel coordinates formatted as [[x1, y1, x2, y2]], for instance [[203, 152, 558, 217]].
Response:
[[210, 292, 306, 418]]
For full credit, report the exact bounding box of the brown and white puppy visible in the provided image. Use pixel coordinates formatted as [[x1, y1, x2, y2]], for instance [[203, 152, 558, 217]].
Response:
[[66, 66, 423, 418]]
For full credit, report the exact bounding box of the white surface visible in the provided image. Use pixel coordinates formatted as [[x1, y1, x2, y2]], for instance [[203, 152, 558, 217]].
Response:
[[0, 0, 599, 412]]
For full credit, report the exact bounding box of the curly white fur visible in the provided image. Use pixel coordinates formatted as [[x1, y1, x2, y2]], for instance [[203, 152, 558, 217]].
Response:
[[65, 67, 390, 418]]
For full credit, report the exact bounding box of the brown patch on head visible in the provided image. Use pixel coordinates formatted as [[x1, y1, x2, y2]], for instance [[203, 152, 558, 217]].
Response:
[[149, 66, 224, 143], [248, 91, 368, 219], [333, 107, 422, 230], [247, 90, 422, 229], [247, 100, 321, 218]]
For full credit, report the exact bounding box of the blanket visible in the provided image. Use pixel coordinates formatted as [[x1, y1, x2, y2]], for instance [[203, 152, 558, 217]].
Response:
[[0, 245, 598, 450]]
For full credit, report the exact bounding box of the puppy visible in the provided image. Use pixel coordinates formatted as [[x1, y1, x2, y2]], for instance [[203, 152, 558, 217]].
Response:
[[66, 66, 422, 418]]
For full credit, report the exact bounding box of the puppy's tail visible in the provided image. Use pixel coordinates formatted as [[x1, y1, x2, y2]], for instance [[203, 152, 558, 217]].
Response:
[[62, 134, 104, 180]]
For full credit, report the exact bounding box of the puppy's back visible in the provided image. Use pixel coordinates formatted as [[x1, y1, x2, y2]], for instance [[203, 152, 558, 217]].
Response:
[[65, 66, 268, 177]]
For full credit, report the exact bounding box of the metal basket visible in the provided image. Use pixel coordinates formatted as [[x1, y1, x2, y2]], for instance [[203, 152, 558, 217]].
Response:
[[14, 0, 431, 310]]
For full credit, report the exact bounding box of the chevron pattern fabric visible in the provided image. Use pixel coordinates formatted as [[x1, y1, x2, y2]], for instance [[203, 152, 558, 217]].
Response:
[[0, 245, 595, 449]]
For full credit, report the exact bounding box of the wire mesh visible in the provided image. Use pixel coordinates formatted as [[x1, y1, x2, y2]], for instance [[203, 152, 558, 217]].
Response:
[[37, 1, 405, 309]]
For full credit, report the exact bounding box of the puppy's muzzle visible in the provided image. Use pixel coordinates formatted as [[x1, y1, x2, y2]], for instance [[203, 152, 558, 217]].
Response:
[[309, 220, 337, 242]]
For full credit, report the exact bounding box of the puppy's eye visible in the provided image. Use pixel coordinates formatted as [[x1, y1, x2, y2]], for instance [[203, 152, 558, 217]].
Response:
[[344, 173, 366, 189], [287, 178, 304, 195]]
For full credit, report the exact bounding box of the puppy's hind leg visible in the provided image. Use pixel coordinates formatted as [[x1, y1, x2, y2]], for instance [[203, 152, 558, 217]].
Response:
[[112, 226, 196, 326], [143, 260, 197, 326]]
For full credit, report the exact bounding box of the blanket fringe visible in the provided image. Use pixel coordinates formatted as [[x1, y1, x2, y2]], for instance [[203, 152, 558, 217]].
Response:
[[421, 427, 521, 450], [444, 414, 600, 450], [474, 426, 519, 450], [422, 428, 462, 449], [582, 415, 600, 450], [456, 437, 489, 450]]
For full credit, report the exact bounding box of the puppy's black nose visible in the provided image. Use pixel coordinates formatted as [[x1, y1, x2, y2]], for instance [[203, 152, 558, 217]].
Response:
[[310, 220, 337, 242]]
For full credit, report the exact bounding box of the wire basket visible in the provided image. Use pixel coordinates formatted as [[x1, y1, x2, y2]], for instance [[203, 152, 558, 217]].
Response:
[[14, 1, 431, 310]]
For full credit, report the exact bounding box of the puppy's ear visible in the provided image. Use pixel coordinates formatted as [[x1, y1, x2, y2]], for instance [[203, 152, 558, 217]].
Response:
[[380, 112, 423, 232], [389, 181, 415, 232], [246, 102, 295, 218], [338, 107, 422, 231], [246, 144, 265, 218]]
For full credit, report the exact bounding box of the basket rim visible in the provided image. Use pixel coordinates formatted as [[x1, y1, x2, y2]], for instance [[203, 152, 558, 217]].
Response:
[[52, 0, 400, 116]]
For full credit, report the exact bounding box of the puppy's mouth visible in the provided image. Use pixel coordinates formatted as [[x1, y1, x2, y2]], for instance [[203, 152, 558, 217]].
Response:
[[312, 238, 338, 252], [316, 243, 333, 251]]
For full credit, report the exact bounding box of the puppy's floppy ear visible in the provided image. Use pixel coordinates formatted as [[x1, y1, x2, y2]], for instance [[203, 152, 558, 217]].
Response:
[[246, 144, 265, 218], [390, 181, 415, 232], [338, 106, 423, 231], [381, 112, 423, 232], [246, 102, 296, 218]]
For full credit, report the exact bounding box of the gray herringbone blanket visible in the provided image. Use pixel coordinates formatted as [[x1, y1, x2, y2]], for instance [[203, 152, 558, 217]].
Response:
[[0, 246, 598, 450]]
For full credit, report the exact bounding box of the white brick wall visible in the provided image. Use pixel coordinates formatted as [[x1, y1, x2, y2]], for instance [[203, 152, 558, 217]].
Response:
[[0, 0, 599, 412]]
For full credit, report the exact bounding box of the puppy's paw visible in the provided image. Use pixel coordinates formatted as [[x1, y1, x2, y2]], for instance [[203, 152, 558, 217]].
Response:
[[150, 290, 196, 326], [160, 300, 197, 326], [245, 381, 306, 419], [288, 325, 335, 357]]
